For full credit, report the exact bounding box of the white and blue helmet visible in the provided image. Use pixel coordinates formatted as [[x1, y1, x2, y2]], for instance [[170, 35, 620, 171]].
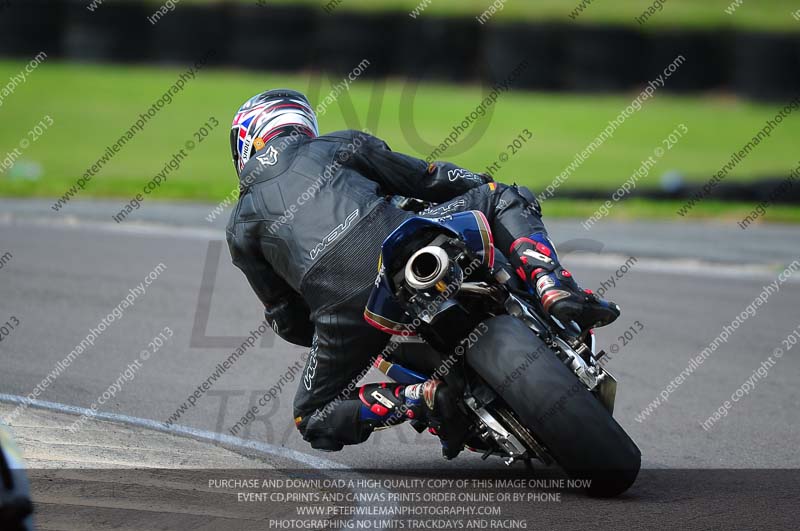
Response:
[[230, 89, 318, 175]]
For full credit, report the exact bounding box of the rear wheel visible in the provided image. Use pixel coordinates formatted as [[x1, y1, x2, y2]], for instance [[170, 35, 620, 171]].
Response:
[[466, 315, 641, 497]]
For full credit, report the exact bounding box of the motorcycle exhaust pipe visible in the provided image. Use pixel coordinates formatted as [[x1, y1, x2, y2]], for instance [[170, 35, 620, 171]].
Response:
[[404, 246, 452, 291]]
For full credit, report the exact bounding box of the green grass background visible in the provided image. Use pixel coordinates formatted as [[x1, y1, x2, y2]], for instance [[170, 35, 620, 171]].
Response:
[[0, 60, 798, 222], [157, 0, 800, 31]]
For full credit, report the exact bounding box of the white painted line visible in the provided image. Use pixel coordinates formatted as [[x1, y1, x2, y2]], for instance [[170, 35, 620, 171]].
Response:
[[0, 393, 404, 529], [0, 217, 220, 241], [4, 216, 797, 281], [567, 253, 800, 283], [0, 393, 342, 470]]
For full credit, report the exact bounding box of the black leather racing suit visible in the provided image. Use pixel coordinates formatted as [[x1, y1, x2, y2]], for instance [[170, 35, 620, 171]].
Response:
[[226, 129, 546, 451]]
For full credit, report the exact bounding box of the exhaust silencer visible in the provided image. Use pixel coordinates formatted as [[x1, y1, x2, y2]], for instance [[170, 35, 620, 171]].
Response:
[[404, 246, 453, 291]]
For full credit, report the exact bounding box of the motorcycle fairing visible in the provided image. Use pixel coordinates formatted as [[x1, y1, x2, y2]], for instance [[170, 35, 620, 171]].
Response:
[[364, 210, 495, 335]]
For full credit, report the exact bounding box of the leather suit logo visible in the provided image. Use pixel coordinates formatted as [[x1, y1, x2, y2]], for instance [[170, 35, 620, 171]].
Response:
[[303, 335, 319, 391], [309, 209, 360, 260], [447, 168, 481, 183], [422, 198, 465, 216], [257, 145, 279, 166]]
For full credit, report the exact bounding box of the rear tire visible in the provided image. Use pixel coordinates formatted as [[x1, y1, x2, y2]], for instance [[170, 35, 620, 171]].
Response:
[[466, 315, 640, 497]]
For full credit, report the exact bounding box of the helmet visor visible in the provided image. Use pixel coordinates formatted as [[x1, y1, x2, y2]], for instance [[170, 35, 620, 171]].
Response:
[[230, 127, 241, 176]]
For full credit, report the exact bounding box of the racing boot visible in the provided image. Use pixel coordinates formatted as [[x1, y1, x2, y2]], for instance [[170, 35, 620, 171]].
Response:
[[508, 233, 620, 330], [358, 380, 469, 460]]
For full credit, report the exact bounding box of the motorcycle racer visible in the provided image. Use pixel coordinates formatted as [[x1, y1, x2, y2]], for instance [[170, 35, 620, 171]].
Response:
[[226, 89, 620, 458]]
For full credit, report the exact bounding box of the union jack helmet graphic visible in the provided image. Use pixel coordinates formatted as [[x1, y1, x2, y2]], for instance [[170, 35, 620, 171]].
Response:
[[230, 89, 318, 176]]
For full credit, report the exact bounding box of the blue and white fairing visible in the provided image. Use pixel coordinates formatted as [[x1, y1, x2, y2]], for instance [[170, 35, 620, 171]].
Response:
[[364, 210, 495, 335]]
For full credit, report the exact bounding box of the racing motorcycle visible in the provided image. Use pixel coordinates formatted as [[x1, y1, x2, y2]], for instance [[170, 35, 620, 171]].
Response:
[[363, 209, 641, 497]]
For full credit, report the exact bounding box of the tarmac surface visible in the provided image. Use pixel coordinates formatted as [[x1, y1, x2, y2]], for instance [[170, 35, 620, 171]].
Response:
[[1, 199, 798, 529]]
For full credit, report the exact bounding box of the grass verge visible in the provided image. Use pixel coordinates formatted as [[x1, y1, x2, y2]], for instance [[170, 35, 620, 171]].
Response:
[[174, 0, 800, 31], [0, 60, 797, 222]]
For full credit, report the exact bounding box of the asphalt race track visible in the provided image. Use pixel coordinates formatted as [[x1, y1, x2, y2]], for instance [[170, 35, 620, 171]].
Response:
[[1, 199, 799, 529]]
